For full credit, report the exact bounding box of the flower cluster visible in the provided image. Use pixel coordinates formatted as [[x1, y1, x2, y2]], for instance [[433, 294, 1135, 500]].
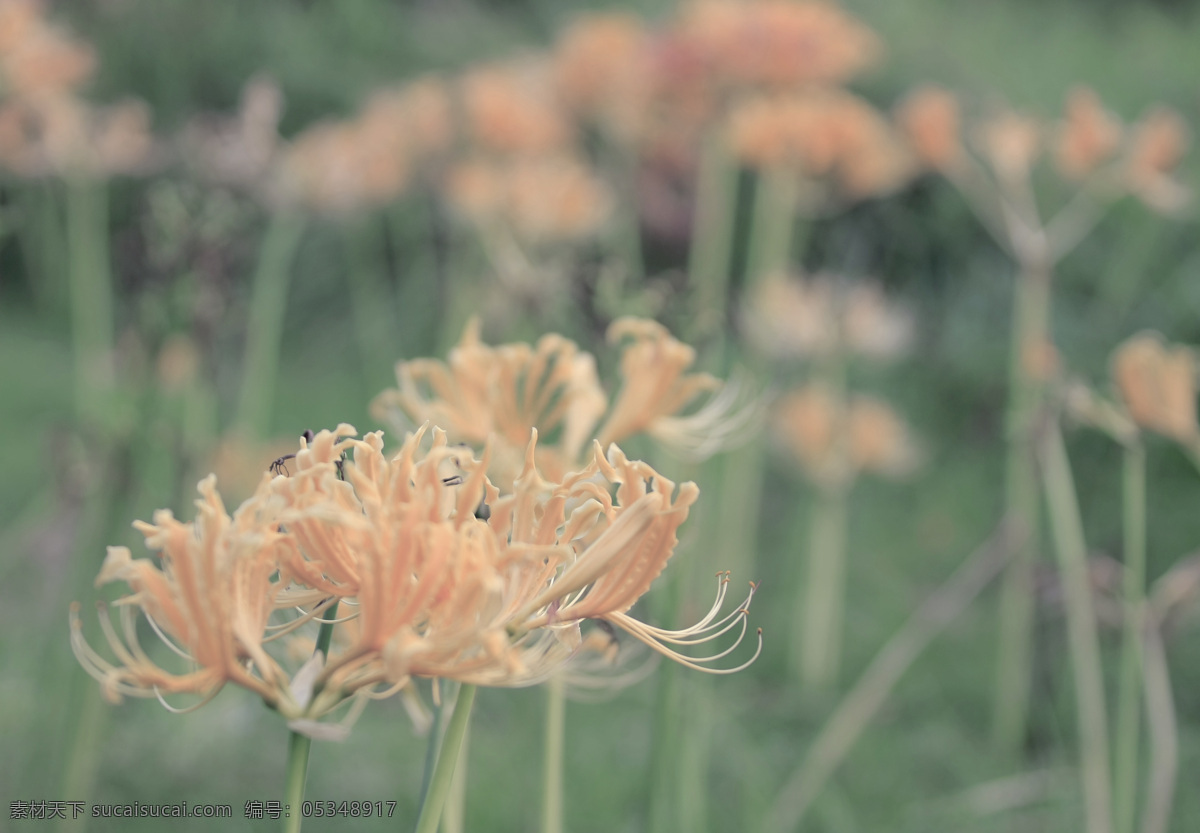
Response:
[[772, 385, 919, 488], [896, 84, 1191, 215], [727, 88, 911, 201], [741, 273, 913, 361], [73, 320, 761, 738], [371, 316, 758, 482], [172, 0, 907, 242], [0, 0, 157, 179], [738, 274, 920, 488]]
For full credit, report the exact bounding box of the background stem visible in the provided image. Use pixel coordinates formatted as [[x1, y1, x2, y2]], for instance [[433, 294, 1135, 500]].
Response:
[[797, 482, 851, 690], [744, 169, 798, 288], [1040, 425, 1113, 833], [1114, 442, 1146, 833], [1139, 622, 1177, 833], [687, 131, 738, 343], [993, 262, 1051, 754]]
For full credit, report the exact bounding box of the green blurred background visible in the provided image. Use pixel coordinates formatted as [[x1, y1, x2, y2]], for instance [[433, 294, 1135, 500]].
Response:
[[1, 1, 1199, 831]]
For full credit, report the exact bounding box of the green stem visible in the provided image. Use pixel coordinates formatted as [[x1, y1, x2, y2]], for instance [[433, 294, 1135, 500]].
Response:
[[1113, 442, 1146, 833], [442, 725, 469, 833], [797, 338, 851, 691], [414, 684, 477, 833], [744, 168, 798, 287], [314, 600, 340, 659], [541, 674, 565, 833], [234, 212, 305, 438], [676, 678, 713, 833], [66, 178, 115, 427], [283, 731, 312, 833], [1139, 622, 1177, 833], [1040, 425, 1113, 833], [282, 601, 340, 833], [993, 262, 1051, 754], [797, 482, 851, 690], [418, 690, 446, 811], [687, 132, 738, 342]]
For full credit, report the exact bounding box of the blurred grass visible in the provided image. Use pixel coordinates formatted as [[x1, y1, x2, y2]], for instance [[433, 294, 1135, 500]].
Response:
[[1, 0, 1199, 831]]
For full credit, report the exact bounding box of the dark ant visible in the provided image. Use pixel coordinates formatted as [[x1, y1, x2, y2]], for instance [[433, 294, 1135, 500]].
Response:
[[436, 474, 490, 520], [445, 445, 490, 519], [269, 430, 347, 480], [269, 430, 313, 478]]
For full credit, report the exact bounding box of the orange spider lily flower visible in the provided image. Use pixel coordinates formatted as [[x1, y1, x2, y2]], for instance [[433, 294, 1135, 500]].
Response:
[[69, 474, 295, 712]]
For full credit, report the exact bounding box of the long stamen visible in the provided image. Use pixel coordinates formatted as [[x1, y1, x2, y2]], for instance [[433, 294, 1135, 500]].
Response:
[[611, 616, 764, 675], [153, 686, 221, 715], [144, 612, 195, 661], [610, 610, 752, 663]]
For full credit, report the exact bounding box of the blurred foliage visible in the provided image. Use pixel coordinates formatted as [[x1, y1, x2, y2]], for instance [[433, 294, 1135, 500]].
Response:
[[1, 0, 1199, 831]]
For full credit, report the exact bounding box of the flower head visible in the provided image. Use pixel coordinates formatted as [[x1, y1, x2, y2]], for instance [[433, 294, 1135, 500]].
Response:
[[0, 94, 158, 179], [975, 111, 1041, 184], [373, 317, 756, 480], [1124, 105, 1191, 214], [554, 13, 654, 143], [727, 89, 912, 199], [181, 75, 284, 193], [895, 85, 962, 171], [676, 0, 881, 90], [1054, 86, 1122, 180], [70, 473, 293, 710], [0, 0, 94, 100], [1111, 332, 1198, 444], [445, 154, 613, 244], [460, 58, 574, 157], [741, 273, 912, 361], [773, 385, 920, 486]]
